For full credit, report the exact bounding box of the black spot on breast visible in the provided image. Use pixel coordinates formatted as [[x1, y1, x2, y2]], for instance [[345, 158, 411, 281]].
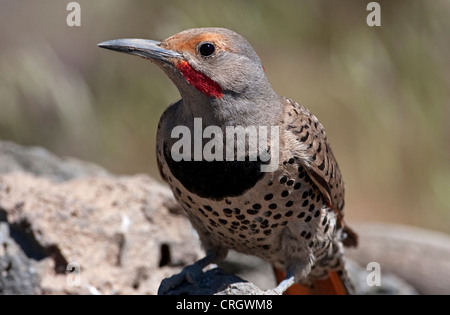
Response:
[[218, 219, 228, 225], [273, 214, 282, 220], [252, 203, 262, 210], [163, 143, 267, 200]]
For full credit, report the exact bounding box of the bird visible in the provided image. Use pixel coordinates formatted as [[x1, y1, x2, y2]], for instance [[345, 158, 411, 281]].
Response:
[[98, 27, 357, 295]]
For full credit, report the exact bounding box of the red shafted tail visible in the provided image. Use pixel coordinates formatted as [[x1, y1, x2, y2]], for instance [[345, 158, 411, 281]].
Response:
[[273, 267, 350, 295], [313, 271, 349, 295]]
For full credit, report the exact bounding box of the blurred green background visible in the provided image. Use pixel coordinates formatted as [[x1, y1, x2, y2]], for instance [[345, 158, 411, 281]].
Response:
[[0, 0, 449, 232]]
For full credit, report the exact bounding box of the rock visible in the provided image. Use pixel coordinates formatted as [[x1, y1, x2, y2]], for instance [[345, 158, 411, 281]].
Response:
[[0, 140, 107, 181], [0, 140, 204, 294], [345, 259, 417, 295], [0, 220, 40, 294], [0, 172, 203, 294], [347, 223, 450, 295], [161, 267, 249, 295]]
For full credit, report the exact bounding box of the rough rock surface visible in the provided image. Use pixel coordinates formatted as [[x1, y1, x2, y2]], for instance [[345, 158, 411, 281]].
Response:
[[0, 172, 206, 294], [0, 141, 204, 294], [0, 140, 448, 295]]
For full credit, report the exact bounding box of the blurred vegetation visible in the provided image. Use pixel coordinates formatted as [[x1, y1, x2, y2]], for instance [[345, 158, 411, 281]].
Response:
[[0, 0, 449, 232]]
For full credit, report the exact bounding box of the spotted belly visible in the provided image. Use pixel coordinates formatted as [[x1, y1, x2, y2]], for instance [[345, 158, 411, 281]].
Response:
[[165, 157, 337, 269]]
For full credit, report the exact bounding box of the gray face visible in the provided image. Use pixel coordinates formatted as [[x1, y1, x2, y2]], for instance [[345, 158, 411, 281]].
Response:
[[98, 28, 284, 127], [99, 28, 268, 95], [167, 28, 268, 95]]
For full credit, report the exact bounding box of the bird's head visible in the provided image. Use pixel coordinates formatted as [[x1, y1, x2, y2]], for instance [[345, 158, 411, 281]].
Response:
[[99, 28, 282, 125]]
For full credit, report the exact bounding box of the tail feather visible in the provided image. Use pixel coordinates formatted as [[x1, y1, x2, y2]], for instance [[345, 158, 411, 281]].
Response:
[[273, 267, 352, 295], [313, 271, 350, 295]]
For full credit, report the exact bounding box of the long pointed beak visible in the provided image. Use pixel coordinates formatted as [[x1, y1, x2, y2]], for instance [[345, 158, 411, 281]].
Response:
[[98, 39, 183, 62]]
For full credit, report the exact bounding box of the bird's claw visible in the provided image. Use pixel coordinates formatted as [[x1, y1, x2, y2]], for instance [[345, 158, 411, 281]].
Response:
[[158, 263, 203, 295]]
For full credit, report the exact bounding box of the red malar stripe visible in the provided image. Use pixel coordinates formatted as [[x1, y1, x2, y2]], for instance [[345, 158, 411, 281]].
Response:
[[176, 61, 223, 98]]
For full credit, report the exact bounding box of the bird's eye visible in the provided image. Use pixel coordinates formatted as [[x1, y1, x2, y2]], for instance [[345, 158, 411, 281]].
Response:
[[198, 42, 215, 57]]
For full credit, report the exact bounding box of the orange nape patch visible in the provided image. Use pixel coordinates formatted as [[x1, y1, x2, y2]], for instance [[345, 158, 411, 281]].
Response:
[[176, 60, 223, 98]]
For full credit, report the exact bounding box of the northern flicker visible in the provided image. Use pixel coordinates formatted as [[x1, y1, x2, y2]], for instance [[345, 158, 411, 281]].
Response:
[[99, 28, 357, 295]]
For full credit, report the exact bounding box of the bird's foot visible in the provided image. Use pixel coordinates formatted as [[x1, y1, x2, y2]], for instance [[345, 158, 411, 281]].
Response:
[[158, 263, 204, 295], [158, 250, 217, 295], [264, 275, 296, 295]]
